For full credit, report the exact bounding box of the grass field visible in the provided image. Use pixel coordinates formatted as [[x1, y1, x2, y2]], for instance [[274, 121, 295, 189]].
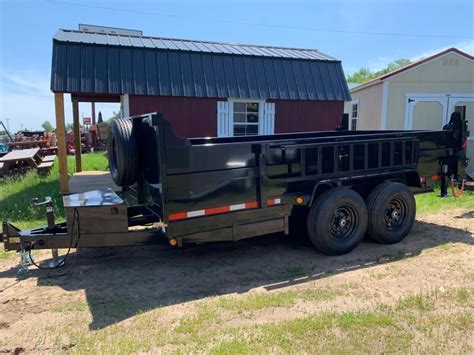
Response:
[[0, 152, 108, 229]]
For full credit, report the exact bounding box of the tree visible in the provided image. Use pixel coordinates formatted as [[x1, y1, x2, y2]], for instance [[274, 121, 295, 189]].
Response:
[[41, 120, 54, 132], [106, 110, 122, 123], [110, 111, 121, 120], [98, 111, 103, 123], [347, 58, 412, 84]]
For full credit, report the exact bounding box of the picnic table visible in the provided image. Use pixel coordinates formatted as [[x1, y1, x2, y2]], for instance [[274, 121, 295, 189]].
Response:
[[0, 148, 55, 177], [7, 140, 50, 150]]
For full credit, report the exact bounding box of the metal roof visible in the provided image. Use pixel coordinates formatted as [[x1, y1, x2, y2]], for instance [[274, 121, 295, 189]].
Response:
[[51, 29, 350, 101], [54, 29, 338, 61]]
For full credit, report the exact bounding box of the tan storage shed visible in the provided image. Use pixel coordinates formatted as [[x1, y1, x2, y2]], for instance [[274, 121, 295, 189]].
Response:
[[345, 48, 474, 176]]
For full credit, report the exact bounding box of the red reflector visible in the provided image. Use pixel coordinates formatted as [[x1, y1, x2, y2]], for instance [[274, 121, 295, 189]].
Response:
[[266, 198, 282, 206], [245, 201, 259, 209], [431, 175, 441, 181], [205, 205, 230, 215], [168, 212, 187, 221]]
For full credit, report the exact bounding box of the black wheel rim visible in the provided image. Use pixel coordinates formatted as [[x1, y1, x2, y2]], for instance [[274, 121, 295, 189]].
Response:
[[383, 198, 407, 229], [329, 205, 358, 239]]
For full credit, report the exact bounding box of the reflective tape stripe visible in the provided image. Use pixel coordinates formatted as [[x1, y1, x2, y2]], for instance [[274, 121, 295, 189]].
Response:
[[168, 212, 187, 221], [266, 198, 281, 206], [187, 210, 205, 218], [229, 203, 246, 211], [245, 201, 259, 209], [205, 205, 230, 215], [168, 201, 259, 222]]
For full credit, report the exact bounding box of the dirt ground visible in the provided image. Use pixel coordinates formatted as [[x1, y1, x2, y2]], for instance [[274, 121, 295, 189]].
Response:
[[0, 208, 473, 353]]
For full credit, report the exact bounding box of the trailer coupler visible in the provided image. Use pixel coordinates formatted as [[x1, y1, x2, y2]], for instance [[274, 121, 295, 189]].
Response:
[[2, 220, 68, 252], [2, 220, 24, 251], [2, 220, 67, 275]]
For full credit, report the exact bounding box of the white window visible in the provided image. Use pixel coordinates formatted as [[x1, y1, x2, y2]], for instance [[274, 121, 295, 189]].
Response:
[[232, 101, 260, 136], [217, 100, 275, 137], [350, 101, 359, 130]]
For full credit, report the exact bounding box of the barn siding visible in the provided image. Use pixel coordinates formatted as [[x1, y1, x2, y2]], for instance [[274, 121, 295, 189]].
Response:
[[129, 95, 218, 137], [271, 100, 344, 133], [129, 95, 344, 137]]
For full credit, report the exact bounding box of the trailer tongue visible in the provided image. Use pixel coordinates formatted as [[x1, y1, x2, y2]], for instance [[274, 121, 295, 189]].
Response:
[[1, 112, 468, 266]]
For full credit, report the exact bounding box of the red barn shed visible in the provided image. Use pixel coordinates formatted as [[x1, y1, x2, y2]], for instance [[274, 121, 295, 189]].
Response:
[[51, 29, 351, 139]]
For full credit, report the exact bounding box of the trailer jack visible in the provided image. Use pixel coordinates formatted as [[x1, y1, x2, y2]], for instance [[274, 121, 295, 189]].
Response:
[[17, 248, 32, 276]]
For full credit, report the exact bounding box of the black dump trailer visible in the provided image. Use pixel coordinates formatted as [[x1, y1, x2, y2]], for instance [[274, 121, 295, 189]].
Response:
[[2, 112, 469, 258]]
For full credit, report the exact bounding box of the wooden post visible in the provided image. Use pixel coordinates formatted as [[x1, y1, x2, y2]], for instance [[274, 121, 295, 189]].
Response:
[[54, 93, 69, 194], [91, 102, 96, 125], [72, 99, 82, 172]]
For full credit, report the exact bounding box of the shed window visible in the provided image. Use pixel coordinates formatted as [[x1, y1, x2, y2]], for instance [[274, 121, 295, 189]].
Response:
[[351, 102, 358, 130], [233, 101, 260, 136]]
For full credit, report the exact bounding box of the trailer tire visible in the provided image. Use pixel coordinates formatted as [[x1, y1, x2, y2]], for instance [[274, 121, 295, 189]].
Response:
[[307, 188, 368, 255], [108, 118, 138, 186], [366, 182, 416, 244]]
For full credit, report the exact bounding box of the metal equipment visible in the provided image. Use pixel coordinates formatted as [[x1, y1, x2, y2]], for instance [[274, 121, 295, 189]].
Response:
[[2, 111, 469, 263]]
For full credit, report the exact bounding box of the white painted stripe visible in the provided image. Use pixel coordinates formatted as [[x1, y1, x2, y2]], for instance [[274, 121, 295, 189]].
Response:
[[229, 203, 246, 211], [187, 210, 206, 218]]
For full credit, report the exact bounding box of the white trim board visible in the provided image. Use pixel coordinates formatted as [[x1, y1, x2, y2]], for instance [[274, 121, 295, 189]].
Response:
[[380, 81, 389, 129], [348, 100, 359, 131], [404, 93, 474, 99], [121, 94, 130, 118]]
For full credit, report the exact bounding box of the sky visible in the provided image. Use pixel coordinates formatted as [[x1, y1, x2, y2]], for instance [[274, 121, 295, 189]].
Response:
[[0, 0, 473, 132]]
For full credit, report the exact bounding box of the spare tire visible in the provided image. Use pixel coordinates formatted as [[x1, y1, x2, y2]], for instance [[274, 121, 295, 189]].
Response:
[[107, 118, 138, 186]]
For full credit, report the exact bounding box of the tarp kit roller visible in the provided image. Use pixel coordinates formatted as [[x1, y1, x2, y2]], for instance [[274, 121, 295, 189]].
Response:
[[2, 111, 469, 269]]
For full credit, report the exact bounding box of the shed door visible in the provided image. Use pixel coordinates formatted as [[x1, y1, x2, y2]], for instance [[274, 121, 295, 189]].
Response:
[[406, 96, 448, 130], [448, 97, 474, 176], [406, 94, 474, 176]]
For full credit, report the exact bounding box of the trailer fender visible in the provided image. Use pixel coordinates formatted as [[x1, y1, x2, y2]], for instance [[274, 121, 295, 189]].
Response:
[[403, 171, 422, 188], [308, 181, 339, 207]]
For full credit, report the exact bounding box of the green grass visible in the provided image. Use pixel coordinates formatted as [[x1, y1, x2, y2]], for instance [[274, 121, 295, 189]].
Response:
[[396, 293, 435, 311], [218, 292, 297, 312], [0, 152, 108, 229], [218, 287, 344, 313], [6, 287, 471, 353], [416, 186, 474, 215]]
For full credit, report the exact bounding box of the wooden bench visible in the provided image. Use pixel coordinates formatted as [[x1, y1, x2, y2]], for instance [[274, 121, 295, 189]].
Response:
[[37, 161, 54, 175], [42, 155, 56, 162]]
